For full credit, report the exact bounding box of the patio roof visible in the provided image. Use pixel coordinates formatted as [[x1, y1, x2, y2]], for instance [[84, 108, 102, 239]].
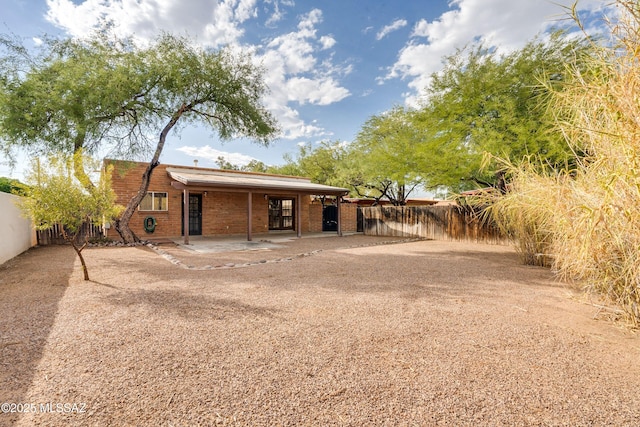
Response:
[[166, 167, 349, 195], [166, 166, 349, 244]]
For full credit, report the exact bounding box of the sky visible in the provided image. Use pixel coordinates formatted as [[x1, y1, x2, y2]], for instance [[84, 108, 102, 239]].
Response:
[[0, 0, 615, 181]]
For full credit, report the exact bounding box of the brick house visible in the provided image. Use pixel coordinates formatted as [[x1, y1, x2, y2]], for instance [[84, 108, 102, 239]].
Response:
[[106, 160, 357, 242]]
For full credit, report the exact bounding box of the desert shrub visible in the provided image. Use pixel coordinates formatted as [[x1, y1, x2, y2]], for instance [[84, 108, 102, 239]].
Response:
[[479, 162, 559, 267], [486, 0, 640, 325]]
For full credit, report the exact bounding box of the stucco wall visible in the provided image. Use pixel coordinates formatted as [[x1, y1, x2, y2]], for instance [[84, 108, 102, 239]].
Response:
[[0, 192, 36, 265]]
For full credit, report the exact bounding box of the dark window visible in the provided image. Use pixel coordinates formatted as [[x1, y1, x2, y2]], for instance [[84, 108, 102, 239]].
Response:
[[268, 198, 295, 230]]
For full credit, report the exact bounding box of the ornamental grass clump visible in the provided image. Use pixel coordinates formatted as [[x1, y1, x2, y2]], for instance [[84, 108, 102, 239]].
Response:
[[479, 162, 560, 267], [487, 0, 640, 325]]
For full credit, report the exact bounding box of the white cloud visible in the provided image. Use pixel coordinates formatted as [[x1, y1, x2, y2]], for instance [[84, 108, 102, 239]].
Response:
[[376, 19, 408, 41], [176, 145, 256, 166], [263, 0, 295, 27], [286, 77, 350, 106], [256, 9, 350, 138], [384, 0, 614, 106], [45, 0, 110, 39], [264, 3, 284, 26], [319, 35, 336, 50], [44, 1, 350, 142], [268, 104, 326, 140], [45, 0, 257, 48], [265, 27, 317, 74]]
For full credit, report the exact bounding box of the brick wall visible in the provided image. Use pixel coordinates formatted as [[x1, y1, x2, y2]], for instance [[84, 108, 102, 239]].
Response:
[[107, 160, 316, 239], [307, 201, 359, 234], [340, 203, 358, 233], [300, 195, 311, 233], [108, 161, 181, 239], [309, 202, 323, 233]]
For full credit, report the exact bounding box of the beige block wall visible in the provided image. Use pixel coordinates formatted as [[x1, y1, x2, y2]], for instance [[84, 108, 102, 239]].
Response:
[[0, 192, 36, 265]]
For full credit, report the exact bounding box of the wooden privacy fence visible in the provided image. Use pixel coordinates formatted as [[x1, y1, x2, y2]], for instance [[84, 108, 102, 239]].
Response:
[[36, 222, 104, 245], [362, 205, 505, 244]]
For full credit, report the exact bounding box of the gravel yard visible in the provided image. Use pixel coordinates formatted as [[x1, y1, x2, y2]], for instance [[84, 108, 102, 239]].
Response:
[[1, 235, 639, 426]]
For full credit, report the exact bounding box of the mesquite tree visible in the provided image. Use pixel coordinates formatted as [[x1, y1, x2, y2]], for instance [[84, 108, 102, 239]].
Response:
[[0, 33, 279, 243], [347, 106, 426, 205], [418, 30, 594, 190]]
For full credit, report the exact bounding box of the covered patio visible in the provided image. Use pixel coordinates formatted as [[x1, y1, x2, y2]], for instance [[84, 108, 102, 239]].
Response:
[[167, 167, 350, 244]]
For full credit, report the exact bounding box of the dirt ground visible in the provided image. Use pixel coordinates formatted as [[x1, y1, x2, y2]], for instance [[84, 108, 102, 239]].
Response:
[[1, 235, 639, 426]]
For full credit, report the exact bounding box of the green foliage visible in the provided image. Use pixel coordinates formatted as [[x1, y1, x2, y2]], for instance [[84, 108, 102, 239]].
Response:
[[420, 31, 593, 190], [293, 141, 350, 187], [280, 108, 449, 205], [349, 106, 424, 204], [0, 32, 279, 242], [20, 153, 123, 280], [273, 33, 592, 203], [268, 141, 356, 191], [143, 34, 278, 144], [0, 35, 152, 164], [266, 155, 305, 177], [0, 33, 279, 154], [484, 0, 640, 325], [214, 157, 270, 173], [20, 154, 123, 234], [215, 156, 241, 170], [243, 160, 269, 173], [0, 32, 278, 183], [0, 176, 28, 195]]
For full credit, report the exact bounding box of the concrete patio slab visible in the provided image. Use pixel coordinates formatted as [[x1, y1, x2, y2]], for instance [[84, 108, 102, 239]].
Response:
[[167, 232, 353, 254]]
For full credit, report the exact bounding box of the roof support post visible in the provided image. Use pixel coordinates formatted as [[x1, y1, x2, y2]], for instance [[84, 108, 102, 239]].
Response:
[[296, 193, 302, 238], [183, 188, 190, 245], [337, 195, 343, 237], [247, 191, 253, 241]]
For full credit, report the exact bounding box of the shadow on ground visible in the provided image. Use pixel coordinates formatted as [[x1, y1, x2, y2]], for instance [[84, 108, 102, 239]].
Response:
[[0, 246, 76, 425], [216, 240, 564, 300], [99, 287, 278, 320], [4, 238, 639, 426]]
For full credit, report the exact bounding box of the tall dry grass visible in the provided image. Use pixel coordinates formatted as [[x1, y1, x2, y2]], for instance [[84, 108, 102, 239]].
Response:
[[485, 0, 640, 325], [476, 161, 559, 267]]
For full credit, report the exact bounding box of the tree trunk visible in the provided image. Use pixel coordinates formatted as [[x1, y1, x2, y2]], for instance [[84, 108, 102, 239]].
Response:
[[114, 162, 157, 243], [60, 229, 90, 281], [70, 240, 90, 281], [73, 130, 96, 191], [115, 103, 192, 243]]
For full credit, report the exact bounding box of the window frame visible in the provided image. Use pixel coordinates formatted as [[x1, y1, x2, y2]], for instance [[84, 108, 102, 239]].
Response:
[[268, 197, 295, 230], [139, 192, 169, 212]]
